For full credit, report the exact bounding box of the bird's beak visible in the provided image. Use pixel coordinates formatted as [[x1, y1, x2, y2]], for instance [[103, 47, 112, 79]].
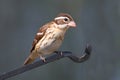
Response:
[[68, 21, 76, 27]]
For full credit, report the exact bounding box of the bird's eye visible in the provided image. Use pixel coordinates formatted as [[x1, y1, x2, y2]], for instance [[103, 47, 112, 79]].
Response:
[[64, 18, 69, 21]]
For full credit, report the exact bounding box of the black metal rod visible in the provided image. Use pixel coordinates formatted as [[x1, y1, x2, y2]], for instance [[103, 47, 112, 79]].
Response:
[[0, 44, 92, 80]]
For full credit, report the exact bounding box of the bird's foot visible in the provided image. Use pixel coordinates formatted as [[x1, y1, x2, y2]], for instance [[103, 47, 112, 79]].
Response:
[[39, 56, 46, 62], [54, 51, 63, 56]]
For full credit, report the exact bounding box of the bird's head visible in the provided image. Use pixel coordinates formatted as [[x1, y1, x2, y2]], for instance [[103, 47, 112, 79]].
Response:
[[54, 13, 76, 29]]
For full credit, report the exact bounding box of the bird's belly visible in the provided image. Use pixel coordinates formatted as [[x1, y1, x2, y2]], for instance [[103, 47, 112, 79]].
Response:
[[38, 38, 62, 55], [36, 29, 65, 55]]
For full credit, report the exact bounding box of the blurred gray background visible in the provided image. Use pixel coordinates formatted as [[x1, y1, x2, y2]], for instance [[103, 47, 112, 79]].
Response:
[[0, 0, 120, 80]]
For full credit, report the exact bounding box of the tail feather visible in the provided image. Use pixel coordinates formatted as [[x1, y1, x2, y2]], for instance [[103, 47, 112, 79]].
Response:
[[24, 51, 39, 65], [24, 57, 35, 65]]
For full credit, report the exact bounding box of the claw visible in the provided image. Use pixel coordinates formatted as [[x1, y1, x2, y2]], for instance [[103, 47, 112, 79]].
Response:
[[54, 51, 63, 56], [40, 56, 46, 62]]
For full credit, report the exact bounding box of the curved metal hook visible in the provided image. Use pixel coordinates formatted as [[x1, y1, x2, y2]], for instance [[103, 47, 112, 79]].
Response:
[[67, 44, 92, 63], [54, 44, 92, 63]]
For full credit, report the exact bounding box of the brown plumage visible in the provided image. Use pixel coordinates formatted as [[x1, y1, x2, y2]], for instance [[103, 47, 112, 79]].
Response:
[[24, 13, 76, 65]]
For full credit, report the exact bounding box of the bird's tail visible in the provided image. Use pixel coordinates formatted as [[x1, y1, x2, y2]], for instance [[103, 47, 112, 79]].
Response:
[[24, 56, 35, 65], [24, 52, 38, 65]]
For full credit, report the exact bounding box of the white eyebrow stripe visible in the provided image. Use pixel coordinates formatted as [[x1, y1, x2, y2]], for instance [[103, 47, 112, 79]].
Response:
[[54, 16, 68, 20]]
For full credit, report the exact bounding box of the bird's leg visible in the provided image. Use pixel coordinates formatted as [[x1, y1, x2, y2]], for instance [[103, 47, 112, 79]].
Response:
[[60, 51, 63, 56], [39, 55, 46, 62], [54, 51, 63, 56]]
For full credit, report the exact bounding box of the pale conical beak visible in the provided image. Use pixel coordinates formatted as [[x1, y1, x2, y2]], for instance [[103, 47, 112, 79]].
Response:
[[68, 21, 76, 27]]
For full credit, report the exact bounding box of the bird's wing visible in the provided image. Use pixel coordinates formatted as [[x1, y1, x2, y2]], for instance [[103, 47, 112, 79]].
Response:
[[30, 22, 51, 52]]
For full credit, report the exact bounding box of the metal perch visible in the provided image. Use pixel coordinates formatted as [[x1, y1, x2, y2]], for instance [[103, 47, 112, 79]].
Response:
[[0, 44, 92, 80]]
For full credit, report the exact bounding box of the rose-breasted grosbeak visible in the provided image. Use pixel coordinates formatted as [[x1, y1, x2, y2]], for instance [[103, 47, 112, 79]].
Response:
[[24, 13, 76, 65]]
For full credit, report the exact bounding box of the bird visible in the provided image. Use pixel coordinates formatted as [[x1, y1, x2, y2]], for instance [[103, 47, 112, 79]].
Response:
[[24, 13, 76, 65]]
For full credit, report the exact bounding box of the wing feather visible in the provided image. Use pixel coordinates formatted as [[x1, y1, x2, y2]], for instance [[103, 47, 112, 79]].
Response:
[[30, 23, 51, 52]]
